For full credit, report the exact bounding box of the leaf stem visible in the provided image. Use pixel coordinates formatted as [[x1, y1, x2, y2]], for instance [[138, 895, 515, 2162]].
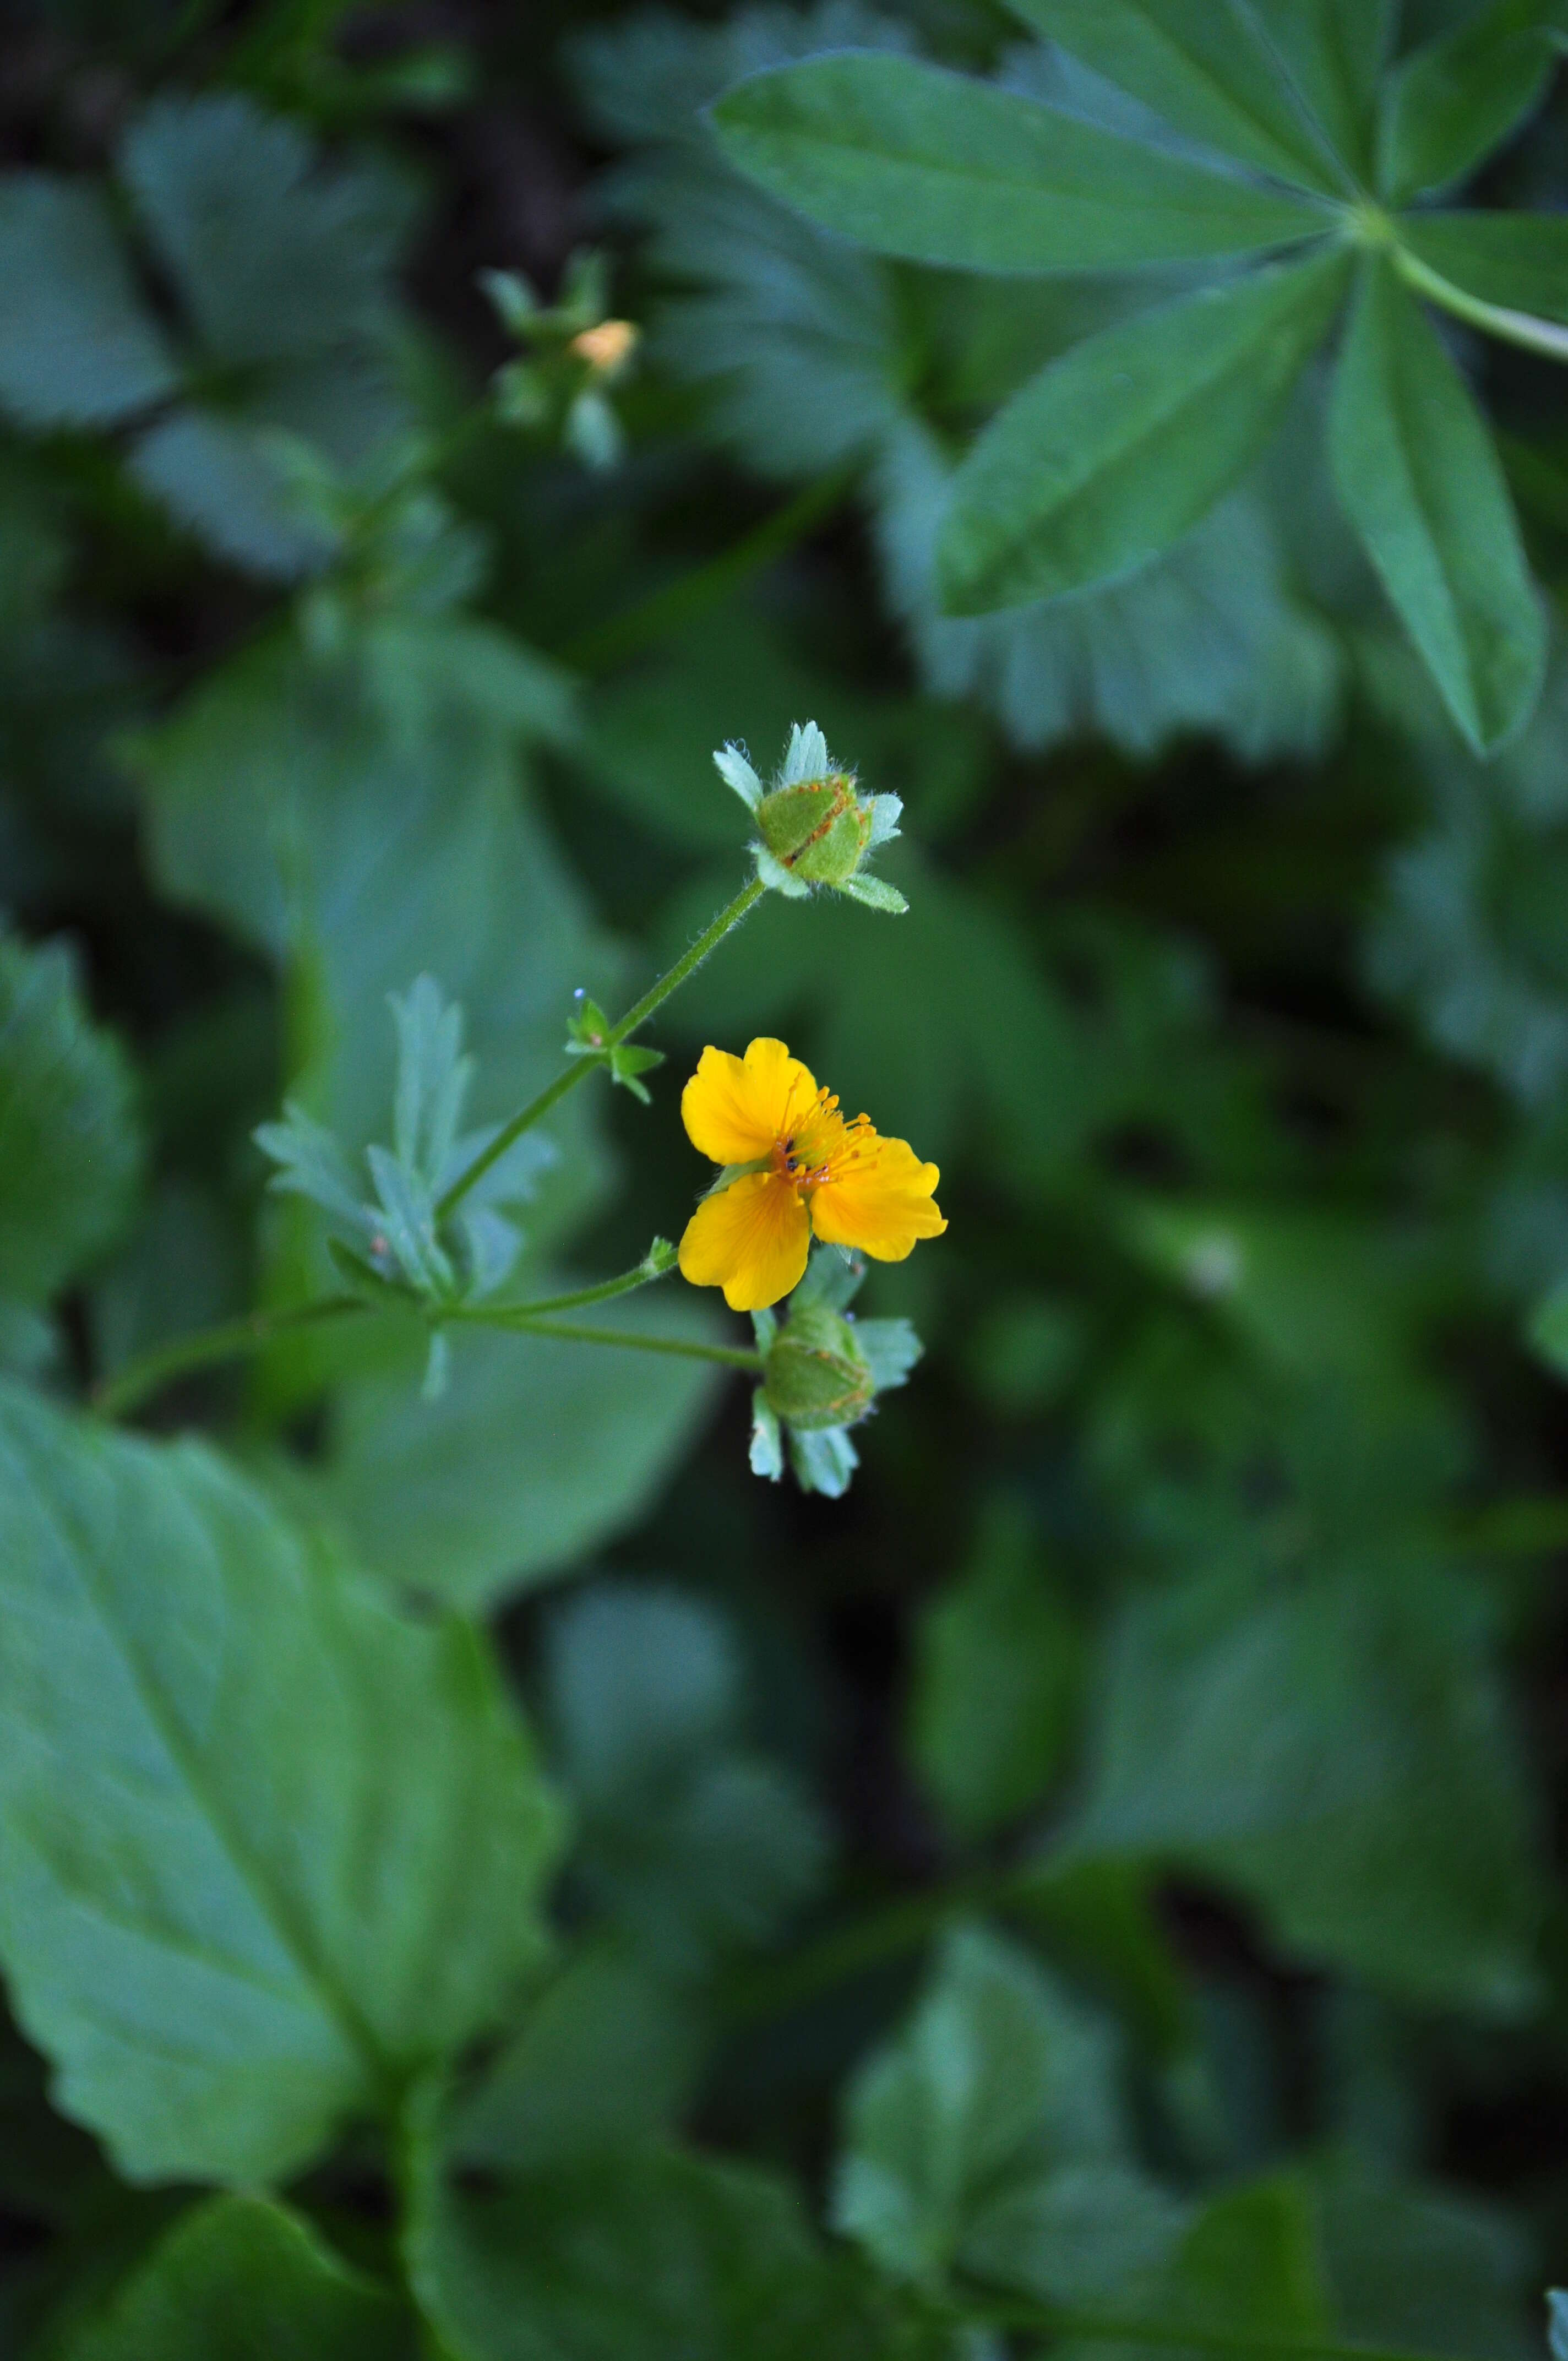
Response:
[[444, 1248, 677, 1326], [467, 1315, 763, 1371], [92, 1295, 369, 1421], [434, 875, 766, 1222], [1393, 241, 1568, 365]]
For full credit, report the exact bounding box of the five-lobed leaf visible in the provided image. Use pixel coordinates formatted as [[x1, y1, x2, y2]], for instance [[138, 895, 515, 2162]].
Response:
[[1330, 255, 1546, 757], [938, 247, 1349, 615], [709, 51, 1333, 276], [0, 1380, 560, 2184]]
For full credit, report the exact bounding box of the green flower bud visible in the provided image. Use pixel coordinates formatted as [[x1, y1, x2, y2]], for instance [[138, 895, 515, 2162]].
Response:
[[763, 1303, 875, 1432], [756, 773, 872, 886]]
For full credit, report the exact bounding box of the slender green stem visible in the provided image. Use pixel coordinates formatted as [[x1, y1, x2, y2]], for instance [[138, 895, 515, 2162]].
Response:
[[722, 1864, 1048, 2026], [1393, 241, 1568, 365], [435, 875, 766, 1222], [562, 469, 852, 674], [477, 1315, 763, 1371], [94, 1296, 368, 1421], [444, 1250, 676, 1328]]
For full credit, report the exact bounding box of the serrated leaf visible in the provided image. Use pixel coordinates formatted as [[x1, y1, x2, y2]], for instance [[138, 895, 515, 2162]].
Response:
[[542, 1582, 828, 1966], [939, 248, 1348, 615], [1001, 0, 1355, 194], [710, 52, 1333, 273], [118, 93, 410, 367], [0, 176, 176, 428], [1379, 0, 1560, 200], [0, 1380, 559, 2184], [0, 933, 143, 1307], [832, 1922, 1126, 2286], [908, 1502, 1082, 1840], [407, 2135, 932, 2361], [60, 2195, 414, 2361], [129, 412, 338, 583], [1329, 257, 1545, 754], [1063, 1553, 1542, 2015]]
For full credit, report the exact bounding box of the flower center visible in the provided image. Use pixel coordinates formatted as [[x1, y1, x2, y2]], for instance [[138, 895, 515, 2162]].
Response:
[[771, 1089, 875, 1194]]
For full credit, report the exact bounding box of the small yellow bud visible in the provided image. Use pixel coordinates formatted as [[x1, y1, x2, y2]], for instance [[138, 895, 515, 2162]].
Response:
[[569, 319, 639, 376]]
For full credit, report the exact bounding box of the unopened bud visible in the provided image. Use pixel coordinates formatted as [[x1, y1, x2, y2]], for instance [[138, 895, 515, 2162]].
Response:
[[756, 773, 873, 888], [569, 319, 639, 376], [763, 1303, 875, 1432]]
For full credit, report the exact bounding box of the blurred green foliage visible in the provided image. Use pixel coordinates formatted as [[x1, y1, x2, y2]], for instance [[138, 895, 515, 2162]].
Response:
[[4, 0, 1568, 2354]]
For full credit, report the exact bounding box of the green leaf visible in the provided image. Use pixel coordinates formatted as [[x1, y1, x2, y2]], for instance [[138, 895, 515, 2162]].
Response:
[[1379, 0, 1561, 201], [1310, 2158, 1534, 2361], [1063, 1554, 1542, 2015], [0, 176, 176, 428], [1001, 0, 1355, 194], [319, 1311, 722, 1612], [61, 2195, 413, 2361], [907, 1500, 1083, 1840], [709, 53, 1332, 274], [1329, 257, 1546, 754], [448, 1946, 702, 2173], [1095, 2178, 1335, 2357], [832, 1922, 1126, 2286], [407, 2134, 930, 2361], [939, 248, 1348, 616], [1550, 2289, 1568, 2361], [128, 412, 339, 583], [0, 933, 143, 1308], [1398, 212, 1568, 337], [541, 1581, 828, 1966], [0, 1380, 559, 2183], [118, 93, 410, 367], [1248, 0, 1397, 177]]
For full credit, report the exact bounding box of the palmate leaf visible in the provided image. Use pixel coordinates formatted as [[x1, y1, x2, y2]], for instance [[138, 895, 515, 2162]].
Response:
[[61, 2195, 415, 2361], [938, 248, 1349, 613], [1330, 257, 1546, 754], [0, 1380, 559, 2184], [709, 51, 1334, 273], [1000, 0, 1363, 193]]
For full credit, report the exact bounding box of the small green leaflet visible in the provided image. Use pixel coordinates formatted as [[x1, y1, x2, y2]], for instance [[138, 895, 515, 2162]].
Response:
[[1330, 256, 1546, 757], [709, 50, 1333, 275]]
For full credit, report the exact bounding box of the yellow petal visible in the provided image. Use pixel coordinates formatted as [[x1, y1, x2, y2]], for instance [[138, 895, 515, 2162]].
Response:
[[678, 1171, 812, 1312], [682, 1038, 818, 1168], [809, 1136, 946, 1263]]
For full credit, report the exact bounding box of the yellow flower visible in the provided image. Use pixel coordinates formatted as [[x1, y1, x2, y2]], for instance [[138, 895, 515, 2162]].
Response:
[[677, 1037, 946, 1312]]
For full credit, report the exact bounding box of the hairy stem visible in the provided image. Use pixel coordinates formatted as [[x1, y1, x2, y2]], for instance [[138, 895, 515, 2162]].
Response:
[[435, 875, 766, 1221], [443, 1249, 677, 1327], [94, 1295, 369, 1421], [471, 1315, 763, 1371]]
